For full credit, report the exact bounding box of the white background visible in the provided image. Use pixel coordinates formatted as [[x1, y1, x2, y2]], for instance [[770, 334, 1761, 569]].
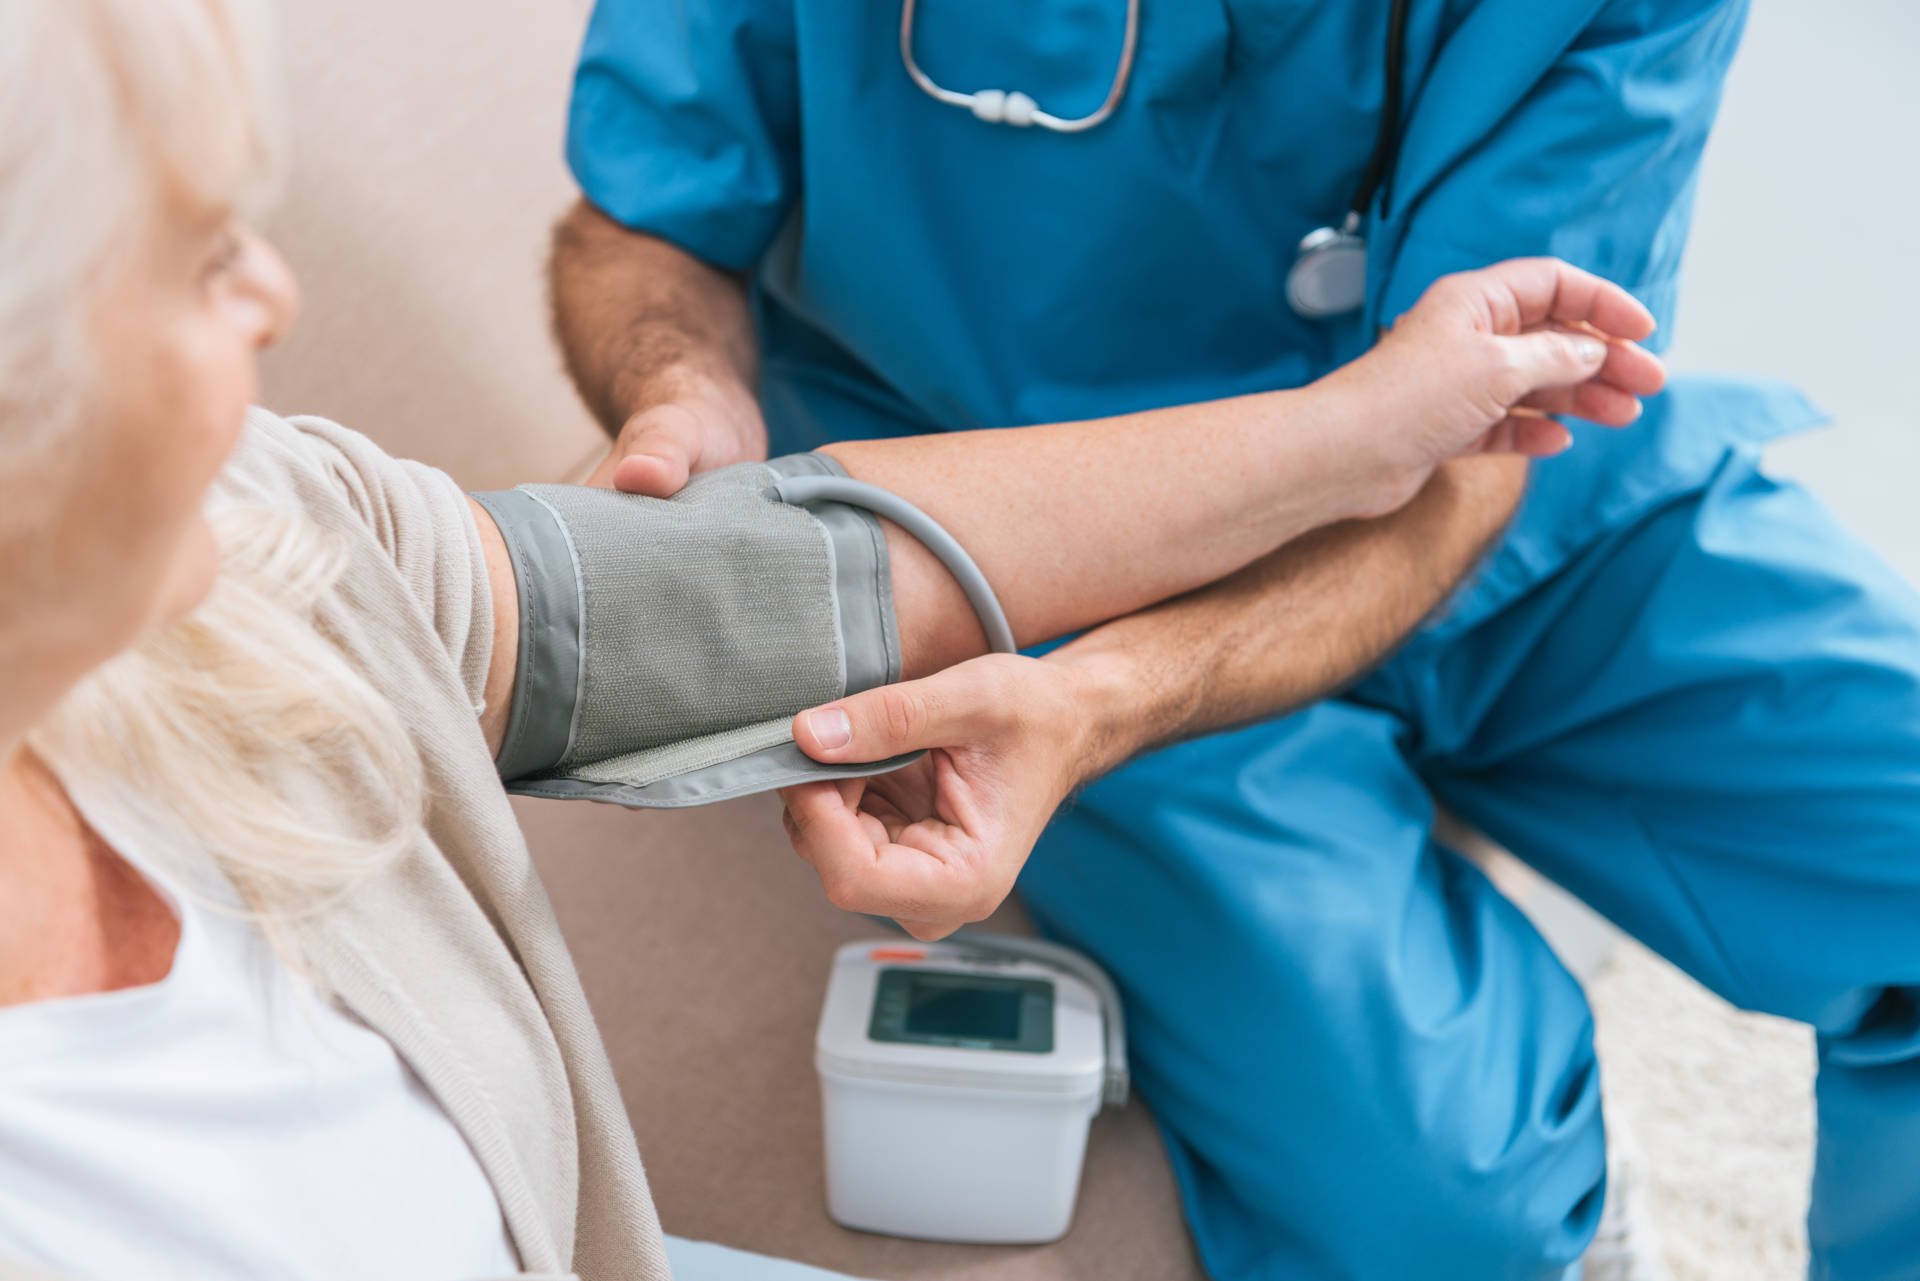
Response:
[[1672, 0, 1920, 582]]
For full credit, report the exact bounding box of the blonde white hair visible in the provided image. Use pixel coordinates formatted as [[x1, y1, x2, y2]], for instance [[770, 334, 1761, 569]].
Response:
[[0, 0, 424, 919]]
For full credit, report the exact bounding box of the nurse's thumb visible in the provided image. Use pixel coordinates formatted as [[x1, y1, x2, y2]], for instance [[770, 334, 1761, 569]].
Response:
[[607, 406, 703, 497], [1502, 329, 1609, 394], [795, 679, 969, 764]]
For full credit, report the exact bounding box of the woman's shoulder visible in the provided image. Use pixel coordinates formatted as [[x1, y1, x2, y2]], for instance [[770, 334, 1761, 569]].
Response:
[[220, 407, 443, 528], [220, 405, 497, 730]]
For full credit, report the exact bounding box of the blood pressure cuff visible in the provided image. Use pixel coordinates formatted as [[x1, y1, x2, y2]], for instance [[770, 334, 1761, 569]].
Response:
[[470, 454, 921, 809]]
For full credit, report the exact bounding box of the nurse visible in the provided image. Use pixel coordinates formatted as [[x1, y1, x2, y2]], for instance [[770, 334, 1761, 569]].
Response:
[[550, 2, 1920, 1279]]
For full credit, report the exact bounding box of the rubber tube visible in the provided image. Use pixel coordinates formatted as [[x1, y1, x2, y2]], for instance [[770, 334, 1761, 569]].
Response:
[[772, 475, 1018, 656]]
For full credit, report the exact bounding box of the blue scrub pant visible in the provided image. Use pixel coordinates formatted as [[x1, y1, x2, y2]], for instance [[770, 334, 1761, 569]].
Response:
[[1017, 452, 1920, 1281]]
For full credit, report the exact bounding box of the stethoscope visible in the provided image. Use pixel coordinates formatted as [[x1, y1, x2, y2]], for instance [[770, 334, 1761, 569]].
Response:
[[899, 0, 1412, 320]]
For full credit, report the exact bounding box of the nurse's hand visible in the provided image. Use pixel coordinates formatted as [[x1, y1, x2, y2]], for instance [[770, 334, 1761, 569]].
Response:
[[779, 654, 1096, 940], [585, 371, 768, 496], [1327, 257, 1666, 513]]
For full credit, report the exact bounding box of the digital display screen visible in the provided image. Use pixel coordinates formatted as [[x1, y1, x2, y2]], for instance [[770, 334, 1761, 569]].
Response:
[[868, 967, 1054, 1052], [904, 974, 1024, 1041]]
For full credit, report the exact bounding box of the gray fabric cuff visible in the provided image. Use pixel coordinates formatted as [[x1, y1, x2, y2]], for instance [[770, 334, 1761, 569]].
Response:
[[471, 454, 918, 809]]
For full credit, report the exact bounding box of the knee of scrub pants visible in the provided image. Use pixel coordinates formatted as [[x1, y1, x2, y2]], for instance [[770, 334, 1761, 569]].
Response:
[[1017, 704, 1606, 1281], [1375, 457, 1920, 1280]]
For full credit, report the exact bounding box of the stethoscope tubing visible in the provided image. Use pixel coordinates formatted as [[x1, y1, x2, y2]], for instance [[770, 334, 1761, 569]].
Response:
[[899, 0, 1141, 133], [897, 0, 1414, 318]]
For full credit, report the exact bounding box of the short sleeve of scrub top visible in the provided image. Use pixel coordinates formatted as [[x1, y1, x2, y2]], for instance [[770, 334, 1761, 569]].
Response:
[[566, 0, 801, 271], [1373, 0, 1751, 348], [1358, 0, 1820, 636]]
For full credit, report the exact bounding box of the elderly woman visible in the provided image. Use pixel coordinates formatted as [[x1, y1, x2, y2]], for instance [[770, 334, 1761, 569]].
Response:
[[0, 1, 1662, 1278]]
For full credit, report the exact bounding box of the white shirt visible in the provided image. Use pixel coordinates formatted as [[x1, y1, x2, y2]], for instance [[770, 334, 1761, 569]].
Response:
[[0, 787, 520, 1281]]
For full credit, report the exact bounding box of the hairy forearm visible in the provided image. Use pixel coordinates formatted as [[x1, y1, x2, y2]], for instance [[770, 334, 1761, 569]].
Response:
[[823, 385, 1407, 674], [1050, 454, 1530, 779], [547, 198, 759, 436]]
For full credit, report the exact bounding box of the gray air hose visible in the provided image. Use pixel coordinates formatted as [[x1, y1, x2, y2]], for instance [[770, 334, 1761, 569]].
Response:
[[772, 475, 1018, 656]]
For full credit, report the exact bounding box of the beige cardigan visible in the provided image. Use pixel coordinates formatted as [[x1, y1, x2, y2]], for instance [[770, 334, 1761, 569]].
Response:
[[10, 410, 672, 1281]]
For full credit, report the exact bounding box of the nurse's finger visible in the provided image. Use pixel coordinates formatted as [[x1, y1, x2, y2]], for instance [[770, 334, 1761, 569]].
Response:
[[610, 451, 690, 497], [780, 781, 859, 853], [608, 398, 730, 496], [794, 669, 1002, 765], [787, 801, 970, 921], [782, 779, 924, 872], [1520, 381, 1644, 427], [781, 781, 896, 901], [610, 431, 696, 497]]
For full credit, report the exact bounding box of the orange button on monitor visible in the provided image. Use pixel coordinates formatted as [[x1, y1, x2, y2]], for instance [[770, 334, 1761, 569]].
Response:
[[869, 947, 927, 962]]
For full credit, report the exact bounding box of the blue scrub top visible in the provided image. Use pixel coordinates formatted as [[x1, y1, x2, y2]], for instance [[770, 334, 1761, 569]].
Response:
[[567, 0, 1820, 627]]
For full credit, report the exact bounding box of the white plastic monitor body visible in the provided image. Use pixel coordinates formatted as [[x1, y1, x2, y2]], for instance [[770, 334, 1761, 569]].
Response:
[[814, 936, 1114, 1243]]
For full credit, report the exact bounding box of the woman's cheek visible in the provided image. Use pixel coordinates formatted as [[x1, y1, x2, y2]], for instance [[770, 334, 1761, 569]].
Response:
[[151, 512, 222, 626], [171, 319, 256, 483]]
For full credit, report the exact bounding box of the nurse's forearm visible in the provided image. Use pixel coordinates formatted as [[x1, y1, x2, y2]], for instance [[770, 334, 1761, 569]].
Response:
[[823, 387, 1405, 674], [1047, 455, 1529, 776], [548, 198, 760, 437]]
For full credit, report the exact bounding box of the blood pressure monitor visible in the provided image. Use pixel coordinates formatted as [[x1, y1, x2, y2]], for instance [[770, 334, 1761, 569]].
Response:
[[815, 935, 1128, 1244]]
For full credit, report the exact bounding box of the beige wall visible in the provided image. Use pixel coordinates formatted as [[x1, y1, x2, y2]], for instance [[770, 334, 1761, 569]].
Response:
[[257, 0, 604, 490]]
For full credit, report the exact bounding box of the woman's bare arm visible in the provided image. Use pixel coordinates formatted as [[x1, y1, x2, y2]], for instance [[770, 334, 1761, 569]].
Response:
[[473, 498, 520, 755]]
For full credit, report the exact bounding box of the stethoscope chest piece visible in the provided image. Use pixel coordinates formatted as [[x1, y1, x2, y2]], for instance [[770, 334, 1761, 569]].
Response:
[[1282, 0, 1410, 321], [1286, 223, 1369, 320]]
